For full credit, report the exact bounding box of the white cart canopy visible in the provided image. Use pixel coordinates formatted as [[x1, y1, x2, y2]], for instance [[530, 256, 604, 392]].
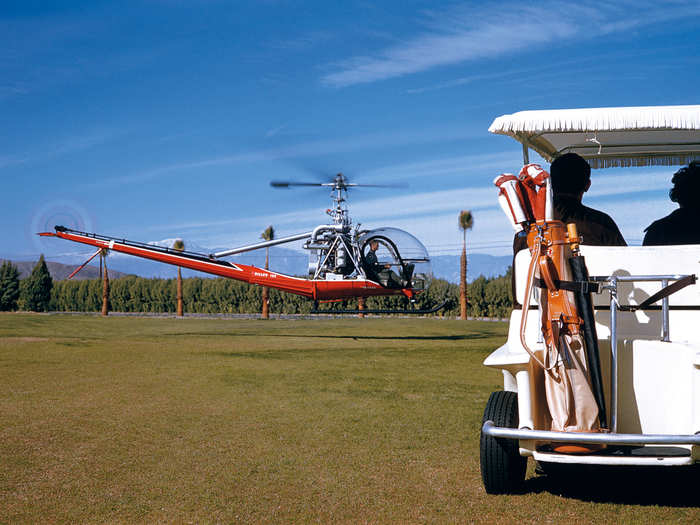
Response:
[[489, 105, 700, 169]]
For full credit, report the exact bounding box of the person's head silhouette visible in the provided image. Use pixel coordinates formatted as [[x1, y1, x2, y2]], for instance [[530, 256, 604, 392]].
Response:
[[669, 161, 700, 209], [550, 152, 591, 199]]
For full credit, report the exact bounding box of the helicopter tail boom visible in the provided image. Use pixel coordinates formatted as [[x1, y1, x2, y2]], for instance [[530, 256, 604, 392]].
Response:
[[40, 226, 404, 301], [41, 226, 317, 298]]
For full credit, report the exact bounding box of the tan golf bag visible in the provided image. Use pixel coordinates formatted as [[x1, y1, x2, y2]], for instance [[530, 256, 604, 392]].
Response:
[[495, 164, 604, 452]]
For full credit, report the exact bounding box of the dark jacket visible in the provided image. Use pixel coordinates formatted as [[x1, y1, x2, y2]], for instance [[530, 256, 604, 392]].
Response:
[[643, 208, 700, 246], [513, 195, 627, 254], [511, 196, 626, 306], [364, 249, 381, 272]]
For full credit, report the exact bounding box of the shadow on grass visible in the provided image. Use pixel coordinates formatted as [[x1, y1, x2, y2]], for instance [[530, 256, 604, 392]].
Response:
[[167, 332, 492, 341], [524, 464, 700, 507], [270, 333, 491, 341]]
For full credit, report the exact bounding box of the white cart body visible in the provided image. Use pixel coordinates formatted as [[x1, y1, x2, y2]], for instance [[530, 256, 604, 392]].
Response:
[[483, 106, 700, 469]]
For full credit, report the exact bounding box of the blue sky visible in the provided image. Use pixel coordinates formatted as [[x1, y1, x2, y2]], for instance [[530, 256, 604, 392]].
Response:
[[3, 0, 700, 266]]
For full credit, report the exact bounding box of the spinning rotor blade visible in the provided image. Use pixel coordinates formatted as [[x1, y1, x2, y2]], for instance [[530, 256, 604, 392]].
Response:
[[271, 176, 407, 190], [270, 181, 326, 188], [348, 182, 408, 189], [272, 171, 348, 189]]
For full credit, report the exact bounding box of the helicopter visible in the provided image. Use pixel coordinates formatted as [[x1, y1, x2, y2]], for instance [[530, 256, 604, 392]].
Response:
[[40, 173, 441, 314]]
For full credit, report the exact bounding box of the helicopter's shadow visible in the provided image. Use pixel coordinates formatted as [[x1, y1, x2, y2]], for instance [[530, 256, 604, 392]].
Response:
[[262, 333, 489, 341], [524, 464, 699, 507], [174, 332, 490, 342]]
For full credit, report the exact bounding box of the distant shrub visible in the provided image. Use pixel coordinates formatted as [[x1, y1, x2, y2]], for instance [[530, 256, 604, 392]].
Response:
[[0, 261, 20, 311], [20, 255, 53, 312], [48, 268, 513, 318]]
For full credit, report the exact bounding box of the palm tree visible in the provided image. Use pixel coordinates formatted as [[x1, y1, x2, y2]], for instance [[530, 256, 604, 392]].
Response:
[[458, 210, 474, 320], [99, 248, 110, 316], [261, 225, 274, 319], [173, 239, 185, 317]]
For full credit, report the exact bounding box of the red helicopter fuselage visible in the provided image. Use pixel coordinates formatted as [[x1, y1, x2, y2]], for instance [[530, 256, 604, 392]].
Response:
[[40, 228, 413, 301]]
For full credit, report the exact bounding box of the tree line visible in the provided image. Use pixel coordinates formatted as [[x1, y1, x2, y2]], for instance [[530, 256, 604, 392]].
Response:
[[0, 258, 513, 318]]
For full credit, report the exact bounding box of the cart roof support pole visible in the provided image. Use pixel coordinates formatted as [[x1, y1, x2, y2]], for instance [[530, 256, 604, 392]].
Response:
[[662, 279, 670, 342]]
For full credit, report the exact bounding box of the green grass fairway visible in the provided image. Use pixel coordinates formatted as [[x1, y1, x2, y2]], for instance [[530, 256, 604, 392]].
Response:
[[1, 314, 698, 523]]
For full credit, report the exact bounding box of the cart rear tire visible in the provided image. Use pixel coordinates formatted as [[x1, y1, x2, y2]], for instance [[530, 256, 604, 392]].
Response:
[[480, 390, 527, 494]]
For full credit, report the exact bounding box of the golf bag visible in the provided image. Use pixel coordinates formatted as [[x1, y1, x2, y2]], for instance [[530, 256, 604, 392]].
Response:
[[495, 164, 606, 444]]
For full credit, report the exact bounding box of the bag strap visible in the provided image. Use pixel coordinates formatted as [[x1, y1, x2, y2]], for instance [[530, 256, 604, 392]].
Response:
[[519, 241, 552, 370], [633, 274, 697, 310], [534, 277, 601, 294]]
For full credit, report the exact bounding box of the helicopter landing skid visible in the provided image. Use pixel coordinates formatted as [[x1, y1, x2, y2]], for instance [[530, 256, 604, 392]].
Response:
[[310, 299, 448, 315]]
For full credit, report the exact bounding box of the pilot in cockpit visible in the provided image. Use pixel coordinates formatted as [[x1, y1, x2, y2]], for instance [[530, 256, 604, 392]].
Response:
[[365, 240, 406, 288]]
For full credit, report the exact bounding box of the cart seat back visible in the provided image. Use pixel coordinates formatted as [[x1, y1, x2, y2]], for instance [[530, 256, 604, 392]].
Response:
[[514, 244, 700, 343]]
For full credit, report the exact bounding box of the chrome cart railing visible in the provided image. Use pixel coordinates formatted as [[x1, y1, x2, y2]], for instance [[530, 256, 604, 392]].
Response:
[[483, 273, 700, 447]]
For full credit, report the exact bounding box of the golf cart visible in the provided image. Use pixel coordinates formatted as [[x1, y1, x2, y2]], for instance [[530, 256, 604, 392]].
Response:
[[480, 105, 700, 494]]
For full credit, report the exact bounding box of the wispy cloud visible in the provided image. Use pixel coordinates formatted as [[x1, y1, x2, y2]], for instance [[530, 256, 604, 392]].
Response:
[[0, 82, 30, 100], [587, 170, 671, 199], [322, 1, 700, 88], [0, 155, 28, 169], [0, 9, 174, 100], [363, 151, 522, 181], [1, 129, 119, 169], [269, 31, 331, 52], [265, 124, 287, 138], [602, 196, 675, 245], [47, 130, 117, 157], [94, 125, 482, 187], [126, 150, 523, 244], [403, 50, 657, 95]]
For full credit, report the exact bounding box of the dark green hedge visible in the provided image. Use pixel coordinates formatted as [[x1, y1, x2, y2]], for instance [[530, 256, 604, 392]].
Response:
[[48, 270, 513, 318]]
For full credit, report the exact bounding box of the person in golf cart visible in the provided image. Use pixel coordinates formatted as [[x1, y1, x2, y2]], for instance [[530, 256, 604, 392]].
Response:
[[513, 152, 627, 254], [482, 106, 700, 496], [643, 161, 700, 245]]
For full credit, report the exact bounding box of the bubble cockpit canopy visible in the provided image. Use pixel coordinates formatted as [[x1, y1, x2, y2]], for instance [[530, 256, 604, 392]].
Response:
[[358, 227, 432, 291]]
